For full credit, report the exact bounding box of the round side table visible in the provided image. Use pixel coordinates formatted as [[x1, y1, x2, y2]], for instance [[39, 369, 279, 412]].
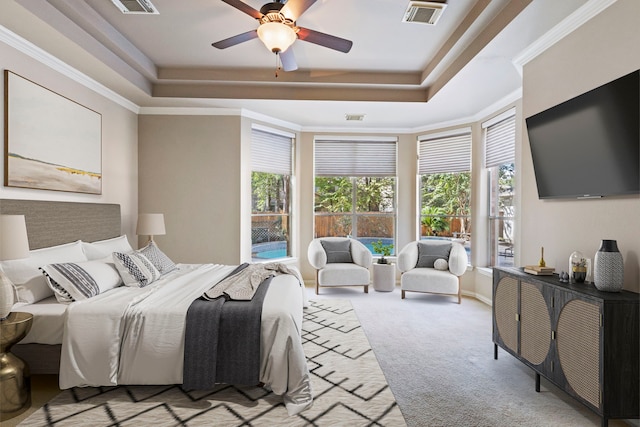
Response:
[[372, 263, 396, 292], [0, 312, 33, 420]]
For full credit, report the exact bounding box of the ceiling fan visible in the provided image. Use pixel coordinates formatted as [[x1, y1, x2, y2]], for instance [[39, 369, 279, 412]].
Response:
[[212, 0, 353, 72]]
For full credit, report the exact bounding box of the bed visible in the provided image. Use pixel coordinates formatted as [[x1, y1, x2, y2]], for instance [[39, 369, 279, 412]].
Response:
[[0, 199, 312, 415]]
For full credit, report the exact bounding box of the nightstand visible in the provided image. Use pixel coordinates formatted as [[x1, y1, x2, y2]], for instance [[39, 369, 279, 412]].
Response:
[[0, 312, 33, 420]]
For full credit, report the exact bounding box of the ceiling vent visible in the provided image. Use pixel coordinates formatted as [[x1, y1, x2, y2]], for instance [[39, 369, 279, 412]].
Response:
[[345, 114, 366, 121], [110, 0, 159, 14], [402, 1, 446, 25]]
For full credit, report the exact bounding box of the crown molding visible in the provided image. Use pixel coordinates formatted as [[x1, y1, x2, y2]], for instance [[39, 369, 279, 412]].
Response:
[[513, 0, 617, 70], [138, 107, 302, 132], [0, 24, 139, 113]]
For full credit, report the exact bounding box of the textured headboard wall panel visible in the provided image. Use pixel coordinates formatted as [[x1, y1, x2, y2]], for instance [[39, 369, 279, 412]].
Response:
[[0, 199, 121, 250]]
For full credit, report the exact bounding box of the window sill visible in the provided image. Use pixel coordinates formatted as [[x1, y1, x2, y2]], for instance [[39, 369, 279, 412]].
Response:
[[476, 267, 493, 277]]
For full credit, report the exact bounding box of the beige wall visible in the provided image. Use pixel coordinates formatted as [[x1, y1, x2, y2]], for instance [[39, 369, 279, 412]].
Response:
[[521, 0, 640, 292], [138, 114, 244, 264], [0, 38, 138, 243]]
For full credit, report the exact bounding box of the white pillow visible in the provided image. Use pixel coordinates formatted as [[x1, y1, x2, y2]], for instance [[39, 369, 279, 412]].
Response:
[[82, 235, 133, 260], [434, 258, 449, 271], [40, 260, 123, 304], [113, 252, 161, 287], [0, 240, 87, 304]]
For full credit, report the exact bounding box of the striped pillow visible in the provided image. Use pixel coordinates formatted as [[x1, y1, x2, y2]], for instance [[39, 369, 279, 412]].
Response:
[[113, 252, 161, 287], [40, 261, 123, 304]]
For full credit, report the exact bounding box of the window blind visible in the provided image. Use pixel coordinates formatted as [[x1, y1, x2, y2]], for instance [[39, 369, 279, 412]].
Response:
[[315, 139, 397, 177], [251, 128, 292, 175], [418, 130, 471, 174], [484, 112, 515, 168]]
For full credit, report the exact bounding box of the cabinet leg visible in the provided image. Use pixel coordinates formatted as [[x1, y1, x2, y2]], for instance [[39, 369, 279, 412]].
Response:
[[535, 373, 540, 392], [494, 344, 498, 360], [601, 417, 608, 427]]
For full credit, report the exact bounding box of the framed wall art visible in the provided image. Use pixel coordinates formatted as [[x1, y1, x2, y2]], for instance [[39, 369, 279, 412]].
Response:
[[4, 70, 102, 194]]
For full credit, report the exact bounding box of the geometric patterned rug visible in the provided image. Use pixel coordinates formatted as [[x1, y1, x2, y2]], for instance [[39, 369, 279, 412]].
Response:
[[19, 299, 406, 426]]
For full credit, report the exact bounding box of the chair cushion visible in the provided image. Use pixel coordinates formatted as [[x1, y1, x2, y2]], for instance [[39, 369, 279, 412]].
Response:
[[416, 241, 451, 268], [401, 268, 459, 294], [321, 240, 353, 264], [318, 263, 369, 286]]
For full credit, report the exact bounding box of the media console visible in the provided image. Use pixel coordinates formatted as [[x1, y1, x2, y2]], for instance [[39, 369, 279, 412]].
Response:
[[492, 267, 639, 427]]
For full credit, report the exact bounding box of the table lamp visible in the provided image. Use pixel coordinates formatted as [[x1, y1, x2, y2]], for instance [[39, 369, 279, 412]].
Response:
[[0, 215, 30, 320], [136, 213, 166, 245]]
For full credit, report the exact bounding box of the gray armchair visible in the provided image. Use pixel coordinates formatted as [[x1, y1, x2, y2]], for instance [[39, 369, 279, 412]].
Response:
[[307, 237, 372, 295]]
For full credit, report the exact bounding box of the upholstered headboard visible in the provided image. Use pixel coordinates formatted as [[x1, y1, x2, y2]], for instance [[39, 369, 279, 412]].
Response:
[[0, 199, 121, 250]]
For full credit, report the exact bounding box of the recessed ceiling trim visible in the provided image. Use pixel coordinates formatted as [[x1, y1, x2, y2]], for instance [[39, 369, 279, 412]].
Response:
[[158, 67, 422, 86], [153, 83, 429, 103]]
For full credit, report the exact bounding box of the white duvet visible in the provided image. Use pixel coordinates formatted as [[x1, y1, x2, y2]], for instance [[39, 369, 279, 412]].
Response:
[[60, 263, 313, 415]]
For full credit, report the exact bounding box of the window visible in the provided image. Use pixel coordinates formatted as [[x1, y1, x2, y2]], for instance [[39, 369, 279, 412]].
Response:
[[251, 127, 293, 261], [418, 129, 471, 263], [484, 110, 516, 267], [314, 138, 396, 255]]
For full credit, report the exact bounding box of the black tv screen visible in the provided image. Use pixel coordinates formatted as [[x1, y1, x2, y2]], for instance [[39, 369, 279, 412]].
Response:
[[525, 70, 639, 199]]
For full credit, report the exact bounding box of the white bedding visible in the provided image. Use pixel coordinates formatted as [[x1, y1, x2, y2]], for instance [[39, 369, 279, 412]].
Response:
[[55, 263, 311, 415], [14, 296, 67, 345]]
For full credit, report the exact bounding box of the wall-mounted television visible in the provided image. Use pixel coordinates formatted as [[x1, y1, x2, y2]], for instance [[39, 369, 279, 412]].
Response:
[[525, 70, 639, 199]]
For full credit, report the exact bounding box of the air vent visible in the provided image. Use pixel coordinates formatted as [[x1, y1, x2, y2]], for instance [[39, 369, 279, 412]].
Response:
[[345, 114, 365, 121], [110, 0, 159, 14], [403, 1, 446, 25]]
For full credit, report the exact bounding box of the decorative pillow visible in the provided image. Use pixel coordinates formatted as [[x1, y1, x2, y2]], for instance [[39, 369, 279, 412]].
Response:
[[0, 240, 87, 304], [416, 241, 452, 268], [113, 252, 161, 287], [82, 235, 134, 260], [321, 240, 353, 264], [434, 258, 449, 271], [138, 241, 177, 275], [40, 260, 123, 304]]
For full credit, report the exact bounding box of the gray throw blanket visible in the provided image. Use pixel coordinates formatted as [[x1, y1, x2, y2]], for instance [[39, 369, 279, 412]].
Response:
[[202, 262, 297, 301], [182, 263, 273, 390]]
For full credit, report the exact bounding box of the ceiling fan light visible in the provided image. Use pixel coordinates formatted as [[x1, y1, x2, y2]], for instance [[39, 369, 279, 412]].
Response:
[[257, 22, 296, 53]]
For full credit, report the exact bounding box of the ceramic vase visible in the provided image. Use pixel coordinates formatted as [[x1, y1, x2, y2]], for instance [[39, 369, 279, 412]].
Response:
[[0, 271, 15, 319], [593, 240, 624, 292]]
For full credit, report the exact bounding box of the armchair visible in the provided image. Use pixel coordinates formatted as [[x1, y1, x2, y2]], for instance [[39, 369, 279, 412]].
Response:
[[307, 237, 372, 295], [397, 240, 467, 303]]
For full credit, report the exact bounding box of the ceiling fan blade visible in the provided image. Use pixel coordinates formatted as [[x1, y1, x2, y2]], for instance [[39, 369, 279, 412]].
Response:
[[220, 0, 263, 20], [212, 30, 258, 49], [280, 49, 298, 72], [281, 0, 317, 21], [297, 27, 353, 53]]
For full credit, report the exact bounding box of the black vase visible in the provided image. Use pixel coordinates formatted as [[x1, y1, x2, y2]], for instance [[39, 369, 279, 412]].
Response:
[[593, 239, 624, 292]]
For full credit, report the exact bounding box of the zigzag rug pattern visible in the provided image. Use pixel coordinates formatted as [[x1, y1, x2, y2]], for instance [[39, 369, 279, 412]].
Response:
[[19, 299, 406, 426]]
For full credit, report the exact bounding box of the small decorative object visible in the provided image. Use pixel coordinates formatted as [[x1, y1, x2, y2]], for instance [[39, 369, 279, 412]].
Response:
[[0, 272, 15, 320], [569, 251, 587, 283], [0, 215, 31, 319], [538, 246, 546, 267], [559, 271, 569, 283], [372, 240, 394, 264], [594, 240, 624, 292]]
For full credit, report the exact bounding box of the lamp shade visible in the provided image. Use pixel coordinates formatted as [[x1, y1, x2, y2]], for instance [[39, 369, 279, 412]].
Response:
[[136, 213, 166, 237], [257, 22, 296, 53], [0, 215, 30, 261]]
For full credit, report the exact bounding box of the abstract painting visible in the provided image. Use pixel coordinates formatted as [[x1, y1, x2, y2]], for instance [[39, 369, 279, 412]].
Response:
[[4, 70, 102, 194]]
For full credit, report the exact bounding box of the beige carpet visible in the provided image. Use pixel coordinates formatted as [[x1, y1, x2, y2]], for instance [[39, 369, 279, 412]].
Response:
[[18, 299, 405, 426]]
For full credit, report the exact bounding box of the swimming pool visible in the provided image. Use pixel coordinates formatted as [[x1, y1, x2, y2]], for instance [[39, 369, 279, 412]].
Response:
[[252, 237, 396, 260]]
